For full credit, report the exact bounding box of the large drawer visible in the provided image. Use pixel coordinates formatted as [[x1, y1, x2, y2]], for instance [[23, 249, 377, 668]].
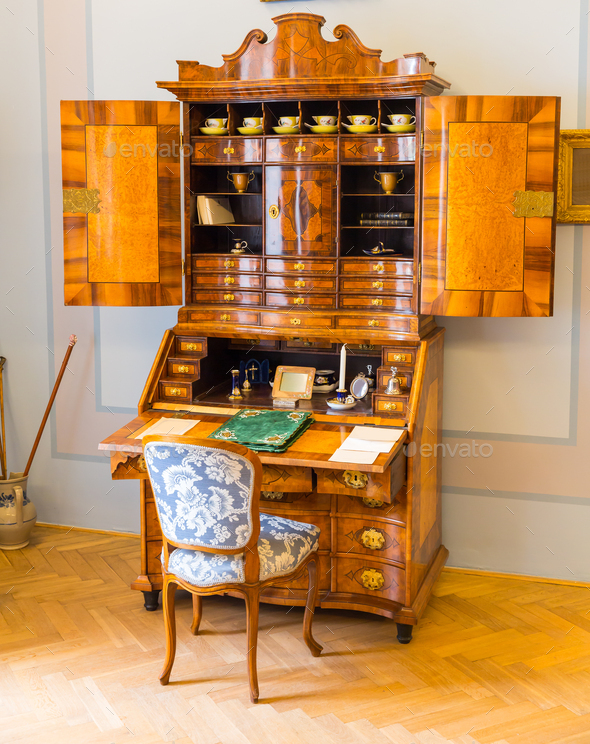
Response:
[[336, 315, 413, 333], [316, 447, 405, 504], [266, 258, 337, 274], [191, 137, 262, 163], [187, 309, 260, 325], [340, 259, 414, 276], [336, 517, 405, 563], [340, 136, 416, 162], [193, 256, 262, 273], [340, 276, 413, 294], [191, 290, 262, 306], [340, 295, 413, 312], [336, 490, 406, 524], [265, 293, 336, 309], [266, 137, 338, 162], [265, 275, 337, 292], [334, 556, 405, 603], [194, 273, 262, 289], [261, 312, 333, 329]]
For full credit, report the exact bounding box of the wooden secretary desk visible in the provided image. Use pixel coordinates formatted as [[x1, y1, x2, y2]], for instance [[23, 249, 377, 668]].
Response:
[[61, 13, 559, 643]]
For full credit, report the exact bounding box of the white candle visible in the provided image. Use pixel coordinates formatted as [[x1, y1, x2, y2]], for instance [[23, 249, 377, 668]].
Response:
[[339, 343, 347, 390]]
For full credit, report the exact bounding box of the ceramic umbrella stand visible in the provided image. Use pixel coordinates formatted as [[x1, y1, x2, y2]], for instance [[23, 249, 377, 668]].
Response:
[[0, 472, 36, 549]]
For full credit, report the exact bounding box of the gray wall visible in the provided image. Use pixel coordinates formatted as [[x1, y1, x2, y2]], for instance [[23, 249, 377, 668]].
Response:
[[1, 0, 588, 581]]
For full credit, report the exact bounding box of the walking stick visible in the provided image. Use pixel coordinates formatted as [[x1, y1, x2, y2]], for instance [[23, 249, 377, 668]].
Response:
[[23, 335, 77, 478], [0, 356, 6, 480]]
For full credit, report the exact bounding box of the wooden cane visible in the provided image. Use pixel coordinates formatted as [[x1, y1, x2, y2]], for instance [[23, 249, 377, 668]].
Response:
[[0, 356, 6, 480], [23, 335, 77, 478]]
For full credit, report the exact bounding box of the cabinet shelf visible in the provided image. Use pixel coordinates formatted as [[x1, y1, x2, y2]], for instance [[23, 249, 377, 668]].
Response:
[[342, 225, 414, 230], [193, 223, 262, 227], [193, 192, 262, 196], [341, 193, 415, 197]]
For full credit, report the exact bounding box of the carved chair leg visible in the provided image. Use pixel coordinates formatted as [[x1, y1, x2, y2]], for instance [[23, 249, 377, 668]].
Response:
[[191, 594, 202, 635], [244, 591, 260, 703], [302, 552, 323, 657], [159, 577, 177, 685]]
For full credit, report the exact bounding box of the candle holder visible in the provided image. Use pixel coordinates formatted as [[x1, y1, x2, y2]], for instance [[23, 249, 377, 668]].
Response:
[[228, 369, 243, 400], [336, 388, 347, 403]]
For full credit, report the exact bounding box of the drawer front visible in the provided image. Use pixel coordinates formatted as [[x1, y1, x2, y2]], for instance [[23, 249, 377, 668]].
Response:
[[340, 295, 413, 312], [283, 339, 336, 351], [266, 292, 336, 309], [176, 337, 207, 357], [261, 312, 333, 329], [340, 277, 413, 294], [383, 347, 416, 366], [377, 367, 413, 392], [266, 258, 337, 275], [266, 137, 338, 162], [229, 338, 280, 350], [191, 290, 262, 306], [158, 380, 192, 403], [261, 465, 313, 493], [265, 275, 337, 292], [340, 136, 416, 162], [192, 137, 262, 163], [193, 256, 262, 273], [188, 309, 260, 325], [337, 491, 406, 523], [167, 358, 200, 378], [336, 518, 405, 563], [347, 343, 383, 355], [194, 273, 262, 289], [335, 557, 405, 603], [340, 259, 414, 277], [336, 315, 412, 333], [317, 468, 395, 503], [373, 394, 408, 417]]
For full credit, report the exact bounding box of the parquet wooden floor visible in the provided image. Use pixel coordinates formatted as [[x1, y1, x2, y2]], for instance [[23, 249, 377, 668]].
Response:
[[1, 526, 590, 744]]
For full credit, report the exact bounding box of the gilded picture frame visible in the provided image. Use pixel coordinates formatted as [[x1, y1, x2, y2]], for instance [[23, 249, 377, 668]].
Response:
[[557, 129, 590, 223]]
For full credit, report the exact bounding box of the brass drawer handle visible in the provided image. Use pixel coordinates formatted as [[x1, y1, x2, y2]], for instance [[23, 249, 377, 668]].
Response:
[[224, 276, 235, 285], [383, 402, 398, 411], [169, 388, 183, 396], [224, 259, 235, 268], [294, 297, 304, 305], [294, 280, 306, 288], [372, 298, 383, 306], [361, 568, 385, 590], [223, 293, 235, 301], [220, 314, 231, 321], [223, 147, 235, 155], [392, 353, 407, 362], [373, 281, 384, 289], [360, 528, 385, 550], [295, 145, 306, 153], [369, 319, 379, 327], [290, 318, 301, 326], [185, 343, 198, 352], [374, 145, 386, 153], [362, 497, 384, 508], [177, 365, 190, 374], [294, 262, 305, 270], [269, 204, 280, 219], [373, 263, 384, 272]]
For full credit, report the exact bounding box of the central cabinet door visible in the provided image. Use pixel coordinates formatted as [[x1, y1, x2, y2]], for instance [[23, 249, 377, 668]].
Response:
[[265, 165, 337, 256]]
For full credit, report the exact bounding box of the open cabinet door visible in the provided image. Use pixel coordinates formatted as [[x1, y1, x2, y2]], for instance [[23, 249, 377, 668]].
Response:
[[61, 101, 181, 306], [421, 96, 559, 316]]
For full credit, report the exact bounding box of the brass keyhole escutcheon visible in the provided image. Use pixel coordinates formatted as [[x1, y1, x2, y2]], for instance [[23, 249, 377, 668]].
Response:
[[361, 568, 385, 591], [290, 318, 301, 326], [360, 528, 385, 550], [362, 497, 384, 508], [269, 204, 280, 219], [343, 470, 369, 489]]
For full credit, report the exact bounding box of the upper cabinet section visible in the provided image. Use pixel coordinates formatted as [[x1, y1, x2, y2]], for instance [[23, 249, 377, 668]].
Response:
[[156, 13, 450, 101], [421, 96, 560, 317], [61, 101, 182, 306]]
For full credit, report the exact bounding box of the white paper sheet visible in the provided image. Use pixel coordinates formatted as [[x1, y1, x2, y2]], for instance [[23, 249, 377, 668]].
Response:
[[349, 425, 405, 442], [135, 418, 200, 439], [328, 448, 379, 465], [341, 436, 394, 454]]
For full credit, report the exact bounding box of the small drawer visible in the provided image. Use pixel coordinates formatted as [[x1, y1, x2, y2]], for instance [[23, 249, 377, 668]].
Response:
[[261, 312, 333, 329], [347, 343, 383, 355], [373, 394, 409, 417], [265, 293, 336, 309], [283, 339, 336, 351], [340, 136, 416, 162], [261, 465, 313, 493], [340, 277, 413, 294], [194, 273, 262, 289], [175, 336, 207, 357], [334, 557, 405, 603], [266, 258, 337, 274], [337, 490, 406, 523], [317, 450, 405, 504], [339, 295, 413, 313], [229, 338, 280, 350], [158, 380, 192, 403], [340, 259, 414, 276], [376, 366, 413, 392], [191, 290, 262, 306], [336, 518, 405, 562], [266, 137, 338, 162], [336, 315, 412, 333], [265, 275, 337, 292], [167, 358, 200, 378], [188, 310, 260, 325], [193, 256, 262, 273], [191, 137, 262, 163], [383, 347, 416, 366]]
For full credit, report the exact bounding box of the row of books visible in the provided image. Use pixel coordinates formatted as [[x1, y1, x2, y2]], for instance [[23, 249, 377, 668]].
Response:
[[359, 211, 414, 227], [196, 195, 235, 225]]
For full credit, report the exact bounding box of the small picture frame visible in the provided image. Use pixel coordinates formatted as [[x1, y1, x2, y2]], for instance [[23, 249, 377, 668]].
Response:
[[350, 373, 370, 400], [557, 129, 590, 223], [272, 366, 315, 402]]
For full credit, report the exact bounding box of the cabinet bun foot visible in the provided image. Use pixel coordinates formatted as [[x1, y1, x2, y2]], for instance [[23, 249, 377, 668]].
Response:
[[396, 622, 413, 644]]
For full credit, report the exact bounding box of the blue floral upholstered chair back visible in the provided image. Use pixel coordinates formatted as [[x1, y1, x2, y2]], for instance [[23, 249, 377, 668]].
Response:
[[143, 436, 262, 562]]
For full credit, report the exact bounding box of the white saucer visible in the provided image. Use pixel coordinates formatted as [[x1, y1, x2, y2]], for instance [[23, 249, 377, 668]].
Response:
[[327, 398, 357, 410]]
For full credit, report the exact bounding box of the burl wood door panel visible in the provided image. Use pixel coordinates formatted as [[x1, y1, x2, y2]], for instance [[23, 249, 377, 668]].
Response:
[[265, 165, 337, 256], [421, 96, 559, 317], [61, 100, 182, 306]]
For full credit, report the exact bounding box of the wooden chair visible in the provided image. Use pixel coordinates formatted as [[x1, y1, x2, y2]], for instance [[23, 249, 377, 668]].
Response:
[[143, 435, 322, 702]]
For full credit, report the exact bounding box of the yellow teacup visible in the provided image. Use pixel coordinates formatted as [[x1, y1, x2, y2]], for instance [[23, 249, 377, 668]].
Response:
[[243, 117, 262, 128], [278, 116, 299, 127]]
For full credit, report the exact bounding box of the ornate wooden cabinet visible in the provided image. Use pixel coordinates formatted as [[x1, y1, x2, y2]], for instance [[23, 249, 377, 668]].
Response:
[[62, 13, 560, 642]]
